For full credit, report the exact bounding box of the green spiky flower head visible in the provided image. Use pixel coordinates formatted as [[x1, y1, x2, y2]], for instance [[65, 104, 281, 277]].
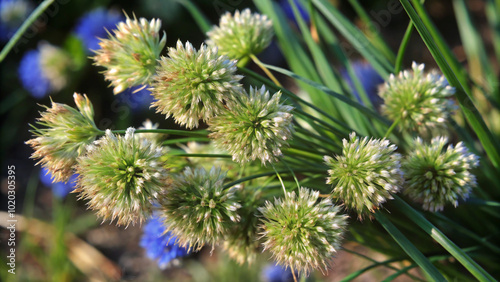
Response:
[[26, 93, 100, 182], [75, 128, 168, 226], [151, 40, 243, 129], [379, 62, 456, 134], [324, 132, 403, 219], [158, 167, 241, 251], [403, 137, 479, 212], [206, 8, 273, 64], [208, 86, 294, 164], [92, 14, 166, 94], [259, 187, 348, 276]]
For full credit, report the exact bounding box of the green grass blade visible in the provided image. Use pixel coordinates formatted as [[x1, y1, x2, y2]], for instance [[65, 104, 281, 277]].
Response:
[[374, 212, 446, 281], [394, 22, 414, 73], [0, 0, 56, 62], [400, 0, 500, 169], [393, 196, 496, 281]]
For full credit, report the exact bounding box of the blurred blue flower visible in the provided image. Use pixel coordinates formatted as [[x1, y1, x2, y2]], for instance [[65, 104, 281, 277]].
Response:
[[18, 43, 72, 99], [40, 167, 77, 198], [74, 8, 123, 52], [262, 264, 295, 282], [342, 61, 384, 107], [18, 49, 52, 99], [0, 0, 32, 42], [280, 0, 310, 26], [140, 214, 189, 269], [119, 85, 156, 111]]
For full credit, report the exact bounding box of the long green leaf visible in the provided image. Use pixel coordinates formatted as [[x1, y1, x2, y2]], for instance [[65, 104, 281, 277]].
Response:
[[175, 0, 212, 33], [399, 0, 500, 169], [393, 196, 496, 281], [374, 212, 446, 281]]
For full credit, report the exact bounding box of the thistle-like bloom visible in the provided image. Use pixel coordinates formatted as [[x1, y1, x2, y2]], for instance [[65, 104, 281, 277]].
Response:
[[74, 8, 124, 52], [206, 9, 273, 62], [26, 93, 100, 182], [92, 14, 166, 94], [259, 187, 347, 276], [208, 86, 294, 164], [39, 168, 77, 199], [402, 137, 479, 212], [140, 214, 189, 269], [158, 167, 241, 251], [324, 132, 403, 218], [75, 128, 167, 226], [151, 40, 243, 129], [379, 62, 456, 133], [18, 43, 73, 98]]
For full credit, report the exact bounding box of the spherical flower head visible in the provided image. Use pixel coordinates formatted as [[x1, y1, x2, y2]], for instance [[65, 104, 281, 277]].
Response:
[[0, 0, 32, 41], [40, 168, 77, 198], [18, 43, 73, 98], [262, 264, 296, 282], [379, 62, 456, 134], [151, 40, 243, 129], [92, 14, 166, 94], [402, 137, 479, 212], [259, 187, 348, 276], [206, 9, 273, 63], [74, 8, 124, 52], [324, 132, 403, 219], [158, 166, 241, 251], [75, 128, 168, 226], [208, 86, 294, 164], [26, 93, 100, 182], [140, 214, 189, 269]]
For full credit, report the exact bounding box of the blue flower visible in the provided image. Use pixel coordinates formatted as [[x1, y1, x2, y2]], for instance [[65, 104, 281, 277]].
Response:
[[262, 264, 296, 282], [119, 85, 156, 112], [18, 49, 52, 99], [140, 214, 189, 269], [74, 8, 123, 52], [39, 168, 77, 198], [342, 61, 384, 107], [0, 0, 32, 42], [18, 43, 72, 99]]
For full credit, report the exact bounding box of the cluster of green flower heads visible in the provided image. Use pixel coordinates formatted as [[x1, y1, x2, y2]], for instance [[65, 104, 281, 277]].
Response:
[[259, 187, 348, 276], [206, 8, 273, 64], [75, 128, 168, 226], [92, 14, 166, 94], [151, 40, 243, 129], [324, 132, 403, 219], [402, 137, 479, 212], [379, 62, 456, 134], [208, 86, 294, 164], [26, 93, 101, 182], [158, 167, 241, 251]]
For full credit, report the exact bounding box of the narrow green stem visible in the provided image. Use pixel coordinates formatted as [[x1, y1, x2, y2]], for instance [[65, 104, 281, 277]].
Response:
[[383, 117, 400, 139], [0, 0, 56, 62], [171, 153, 231, 158], [282, 159, 301, 190], [272, 164, 287, 195], [395, 22, 414, 73], [110, 128, 208, 138], [250, 54, 283, 87]]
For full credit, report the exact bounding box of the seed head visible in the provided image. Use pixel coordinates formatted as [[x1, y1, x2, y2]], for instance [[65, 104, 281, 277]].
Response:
[[259, 187, 348, 276], [324, 132, 403, 219], [208, 86, 294, 164], [75, 128, 168, 226], [403, 137, 479, 212], [92, 14, 166, 94], [26, 93, 100, 182], [151, 40, 243, 129], [379, 62, 456, 134], [158, 167, 241, 251], [207, 9, 273, 62]]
